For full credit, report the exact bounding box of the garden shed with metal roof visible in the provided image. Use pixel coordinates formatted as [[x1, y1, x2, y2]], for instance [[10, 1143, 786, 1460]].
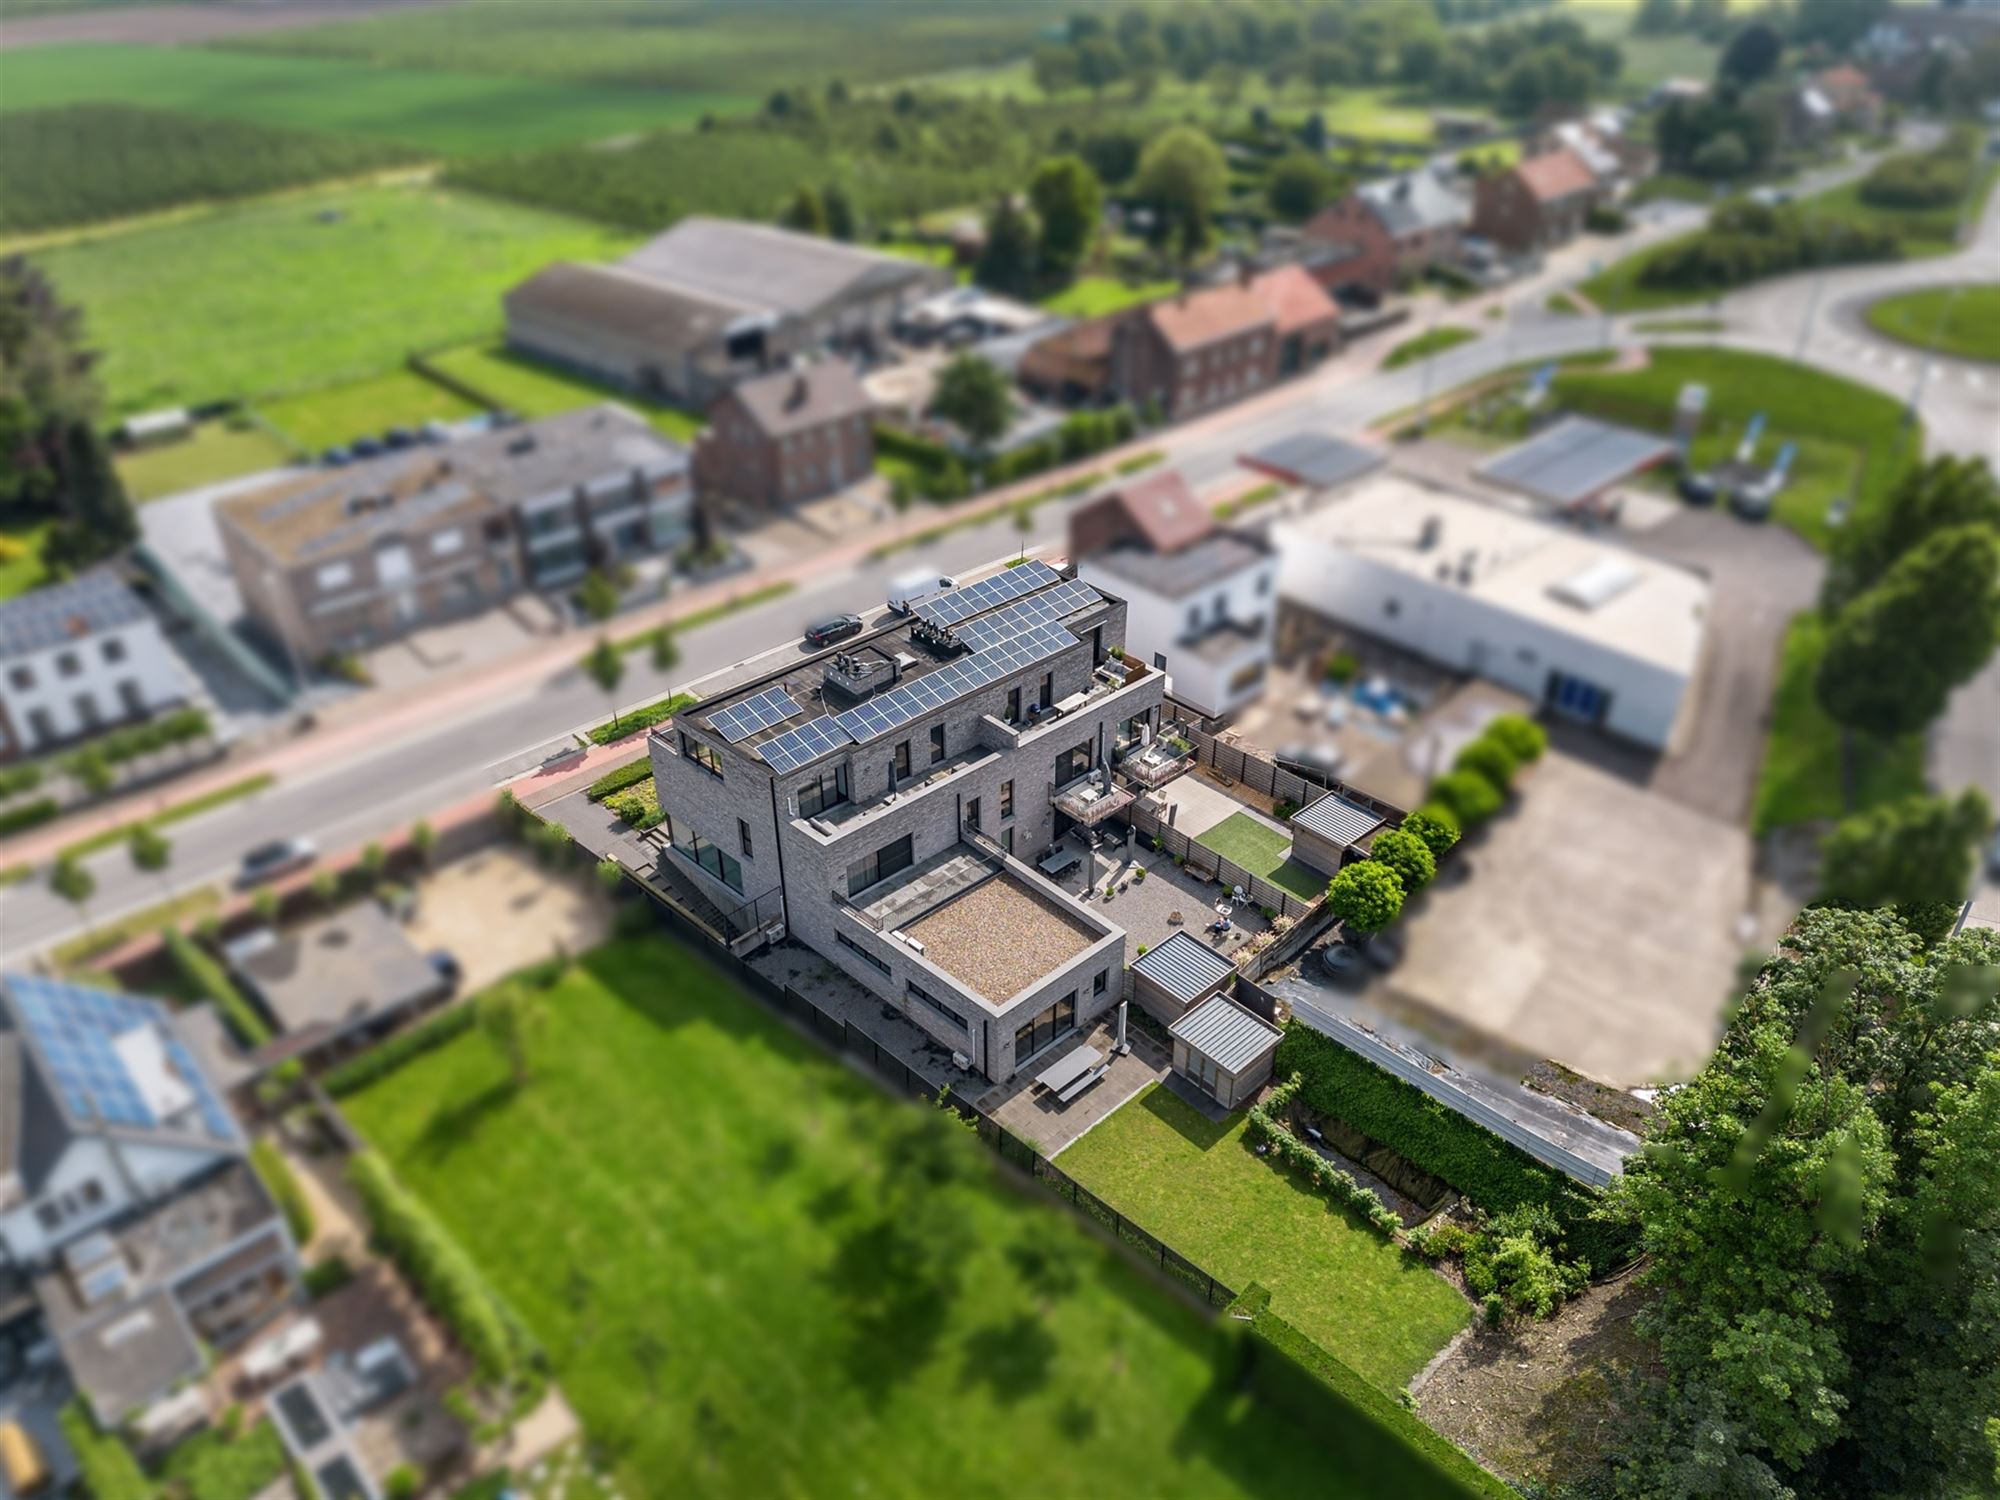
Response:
[[1127, 930, 1236, 1026], [1169, 992, 1284, 1110]]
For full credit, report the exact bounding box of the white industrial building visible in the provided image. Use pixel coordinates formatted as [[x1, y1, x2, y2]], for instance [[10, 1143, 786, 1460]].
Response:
[[1273, 475, 1708, 749], [0, 570, 190, 762]]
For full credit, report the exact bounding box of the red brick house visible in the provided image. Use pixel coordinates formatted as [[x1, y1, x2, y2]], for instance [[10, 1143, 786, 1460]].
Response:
[[1105, 269, 1339, 421], [1250, 265, 1341, 375], [1472, 147, 1599, 253], [1814, 64, 1884, 132], [1304, 167, 1472, 290], [695, 362, 874, 510], [1300, 196, 1399, 295]]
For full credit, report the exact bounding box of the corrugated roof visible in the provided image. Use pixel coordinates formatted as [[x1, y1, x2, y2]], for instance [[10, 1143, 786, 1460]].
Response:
[[1131, 932, 1235, 1006], [505, 260, 751, 359], [1170, 992, 1282, 1074], [1292, 792, 1385, 849], [620, 217, 944, 321], [1243, 432, 1385, 491], [1475, 416, 1674, 508], [0, 571, 149, 661]]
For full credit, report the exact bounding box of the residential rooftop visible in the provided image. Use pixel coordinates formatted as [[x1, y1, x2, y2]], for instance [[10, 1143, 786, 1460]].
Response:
[[893, 862, 1103, 1006], [224, 902, 448, 1058], [0, 569, 150, 661], [1085, 530, 1269, 600]]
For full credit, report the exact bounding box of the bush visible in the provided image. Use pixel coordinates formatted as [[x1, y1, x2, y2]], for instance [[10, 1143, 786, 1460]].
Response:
[[1640, 198, 1901, 292], [0, 797, 59, 837], [251, 1138, 314, 1245], [304, 1255, 355, 1300], [58, 1401, 149, 1500], [1401, 809, 1460, 862], [1246, 1074, 1402, 1238], [1324, 650, 1360, 684], [349, 1150, 540, 1384], [1461, 1204, 1591, 1320], [325, 1004, 478, 1097], [587, 691, 696, 746], [1484, 712, 1547, 765], [384, 1465, 423, 1500], [0, 762, 43, 798], [1327, 860, 1404, 934], [1453, 735, 1520, 795], [1430, 769, 1502, 827], [1274, 1025, 1633, 1271], [161, 926, 272, 1046], [1368, 826, 1436, 895]]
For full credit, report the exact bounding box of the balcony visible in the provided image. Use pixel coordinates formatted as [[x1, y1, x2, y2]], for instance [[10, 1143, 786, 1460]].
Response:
[[1051, 767, 1134, 827], [1116, 735, 1195, 791]]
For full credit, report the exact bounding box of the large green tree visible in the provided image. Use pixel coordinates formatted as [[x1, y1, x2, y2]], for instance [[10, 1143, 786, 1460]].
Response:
[[929, 353, 1011, 455], [1818, 787, 1993, 945], [1027, 156, 1103, 279], [1816, 523, 2000, 741], [974, 194, 1038, 298], [1266, 151, 1335, 224], [1829, 456, 2000, 609], [1134, 125, 1228, 267]]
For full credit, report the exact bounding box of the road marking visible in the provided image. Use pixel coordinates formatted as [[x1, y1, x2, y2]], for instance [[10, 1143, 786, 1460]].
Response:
[[1891, 355, 1910, 373]]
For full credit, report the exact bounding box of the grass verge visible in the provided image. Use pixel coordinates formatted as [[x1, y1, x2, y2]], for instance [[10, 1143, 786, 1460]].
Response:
[[57, 772, 276, 860], [1383, 326, 1480, 370], [50, 886, 221, 970], [1863, 284, 2000, 364]]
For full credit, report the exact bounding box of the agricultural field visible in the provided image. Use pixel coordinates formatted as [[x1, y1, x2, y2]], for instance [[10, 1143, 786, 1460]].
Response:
[[223, 0, 1071, 93], [344, 936, 1498, 1499], [1060, 1084, 1470, 1392], [115, 419, 297, 503], [1551, 346, 1916, 548], [30, 181, 636, 416], [423, 344, 705, 442], [0, 43, 745, 156], [1865, 284, 2000, 363], [0, 104, 416, 237]]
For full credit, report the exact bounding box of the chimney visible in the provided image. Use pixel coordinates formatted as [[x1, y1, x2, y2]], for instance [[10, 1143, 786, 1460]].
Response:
[[789, 373, 808, 409]]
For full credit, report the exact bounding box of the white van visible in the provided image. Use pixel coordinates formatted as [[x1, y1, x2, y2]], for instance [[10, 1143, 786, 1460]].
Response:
[[887, 569, 956, 614]]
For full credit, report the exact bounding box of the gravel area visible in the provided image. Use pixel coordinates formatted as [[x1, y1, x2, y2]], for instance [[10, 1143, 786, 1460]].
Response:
[[903, 876, 1098, 1003]]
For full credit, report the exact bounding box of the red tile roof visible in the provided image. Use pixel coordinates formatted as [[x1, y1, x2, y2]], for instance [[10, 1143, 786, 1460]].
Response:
[[1144, 282, 1272, 352], [1102, 469, 1213, 554], [1817, 64, 1873, 98], [1248, 265, 1340, 337], [1515, 147, 1598, 203]]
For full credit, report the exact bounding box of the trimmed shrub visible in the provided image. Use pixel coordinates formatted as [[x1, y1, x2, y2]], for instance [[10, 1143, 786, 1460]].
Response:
[[1247, 1074, 1402, 1237], [1430, 769, 1502, 827], [587, 691, 695, 746], [1484, 712, 1547, 765], [161, 926, 272, 1046], [1402, 809, 1460, 862], [1327, 860, 1404, 934], [0, 761, 43, 798], [1453, 735, 1520, 794], [251, 1138, 314, 1245], [0, 797, 59, 837], [1369, 826, 1436, 895], [304, 1255, 355, 1300], [58, 1401, 149, 1500], [324, 1004, 478, 1097]]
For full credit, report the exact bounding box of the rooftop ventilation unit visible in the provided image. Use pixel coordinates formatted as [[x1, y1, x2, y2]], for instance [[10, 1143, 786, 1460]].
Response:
[[1550, 557, 1642, 611]]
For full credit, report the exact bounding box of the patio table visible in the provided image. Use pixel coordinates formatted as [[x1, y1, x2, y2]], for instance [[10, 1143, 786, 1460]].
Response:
[[1034, 1043, 1104, 1096]]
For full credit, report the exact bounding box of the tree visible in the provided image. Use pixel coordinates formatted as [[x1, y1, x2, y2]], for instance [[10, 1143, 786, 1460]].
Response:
[[1135, 126, 1228, 268], [50, 853, 95, 937], [127, 823, 170, 898], [1013, 505, 1034, 562], [1431, 768, 1503, 827], [478, 981, 547, 1087], [1266, 151, 1334, 223], [649, 626, 680, 675], [68, 745, 113, 799], [1328, 860, 1404, 935], [311, 868, 339, 908], [360, 840, 387, 887], [583, 635, 626, 732], [974, 194, 1038, 297], [1633, 0, 1683, 35], [578, 569, 619, 623], [780, 184, 828, 236], [1484, 712, 1547, 765], [930, 353, 1012, 455], [1074, 35, 1125, 98], [1031, 44, 1080, 96], [1369, 826, 1437, 895], [1027, 156, 1103, 279], [1818, 787, 1993, 944], [1402, 809, 1460, 862], [1453, 735, 1520, 796], [1718, 20, 1784, 85], [1816, 524, 2000, 741], [820, 183, 856, 242], [1792, 0, 1888, 53], [1830, 456, 2000, 608]]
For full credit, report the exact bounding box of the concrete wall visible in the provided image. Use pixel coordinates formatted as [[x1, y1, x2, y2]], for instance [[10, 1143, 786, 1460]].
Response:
[[1081, 550, 1277, 720]]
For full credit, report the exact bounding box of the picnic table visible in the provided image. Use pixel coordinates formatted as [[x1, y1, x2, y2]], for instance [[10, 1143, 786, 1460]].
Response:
[[1035, 1044, 1106, 1104], [1038, 845, 1082, 879]]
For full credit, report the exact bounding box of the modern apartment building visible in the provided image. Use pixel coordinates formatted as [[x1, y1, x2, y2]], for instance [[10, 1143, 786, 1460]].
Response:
[[646, 561, 1168, 1084]]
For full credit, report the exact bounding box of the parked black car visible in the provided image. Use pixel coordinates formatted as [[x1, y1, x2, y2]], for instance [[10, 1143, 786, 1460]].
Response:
[[804, 613, 864, 648], [1677, 472, 1717, 506]]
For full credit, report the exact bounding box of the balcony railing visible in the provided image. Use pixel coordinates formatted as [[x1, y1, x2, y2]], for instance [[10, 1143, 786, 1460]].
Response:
[[1115, 737, 1194, 791], [1050, 767, 1134, 827]]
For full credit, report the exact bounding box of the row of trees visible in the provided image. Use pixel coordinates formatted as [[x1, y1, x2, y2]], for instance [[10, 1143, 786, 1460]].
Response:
[[1640, 198, 1901, 292]]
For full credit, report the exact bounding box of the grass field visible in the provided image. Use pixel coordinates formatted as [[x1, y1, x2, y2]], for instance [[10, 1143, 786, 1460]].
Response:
[[1195, 812, 1327, 902], [31, 182, 636, 415], [1552, 347, 1917, 549], [343, 936, 1495, 1499], [0, 516, 55, 602], [424, 343, 705, 442], [1865, 284, 2000, 363], [259, 369, 480, 452], [0, 44, 748, 155], [1038, 275, 1178, 319], [116, 420, 297, 503], [1752, 611, 1927, 833], [1060, 1084, 1469, 1392], [1383, 326, 1481, 370]]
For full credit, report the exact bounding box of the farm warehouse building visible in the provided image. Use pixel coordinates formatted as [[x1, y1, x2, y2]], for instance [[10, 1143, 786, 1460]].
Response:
[[504, 217, 954, 408], [1273, 475, 1709, 750]]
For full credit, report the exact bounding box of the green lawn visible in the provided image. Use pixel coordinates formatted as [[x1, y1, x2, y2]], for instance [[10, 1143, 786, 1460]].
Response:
[[1039, 275, 1178, 319], [1865, 284, 2000, 363], [1194, 811, 1326, 901], [30, 182, 636, 415], [259, 369, 480, 452], [344, 936, 1495, 1498], [1060, 1085, 1469, 1392], [0, 43, 748, 156], [1384, 327, 1481, 370], [0, 515, 54, 601], [1752, 610, 1927, 833], [1552, 346, 1917, 549], [116, 419, 297, 502], [424, 343, 706, 442]]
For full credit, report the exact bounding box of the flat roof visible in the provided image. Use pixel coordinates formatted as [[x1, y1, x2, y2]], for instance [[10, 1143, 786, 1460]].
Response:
[[1170, 993, 1282, 1074], [1130, 932, 1235, 1007], [898, 869, 1101, 1007], [1085, 531, 1268, 600], [1278, 474, 1708, 677], [226, 903, 446, 1049], [1292, 792, 1386, 849], [1242, 431, 1386, 492], [1475, 417, 1674, 508]]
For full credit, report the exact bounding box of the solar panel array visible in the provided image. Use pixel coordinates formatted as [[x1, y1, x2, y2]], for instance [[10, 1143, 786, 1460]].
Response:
[[836, 620, 1076, 745], [913, 559, 1061, 628], [951, 577, 1102, 654], [760, 714, 857, 775], [705, 686, 801, 744], [6, 975, 238, 1143]]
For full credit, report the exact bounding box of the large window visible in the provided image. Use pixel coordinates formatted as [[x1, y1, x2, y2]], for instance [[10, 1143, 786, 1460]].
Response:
[[928, 723, 946, 764], [847, 833, 913, 895], [796, 764, 849, 819], [1054, 740, 1093, 786], [667, 815, 743, 893], [680, 732, 724, 780], [1000, 779, 1014, 819], [1014, 993, 1077, 1065]]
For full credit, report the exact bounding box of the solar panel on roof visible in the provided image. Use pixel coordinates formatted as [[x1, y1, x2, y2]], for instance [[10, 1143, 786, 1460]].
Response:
[[835, 619, 1076, 745], [951, 578, 1102, 653], [706, 686, 802, 744], [758, 714, 856, 774], [913, 560, 1061, 627]]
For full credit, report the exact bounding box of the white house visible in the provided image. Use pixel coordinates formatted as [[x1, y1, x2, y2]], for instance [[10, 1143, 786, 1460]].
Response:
[[0, 570, 189, 762], [1273, 475, 1708, 750], [1070, 471, 1277, 720]]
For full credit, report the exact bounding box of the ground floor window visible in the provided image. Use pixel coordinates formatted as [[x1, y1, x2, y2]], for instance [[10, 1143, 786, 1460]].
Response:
[[1014, 993, 1077, 1065], [836, 930, 890, 977], [667, 814, 743, 893], [909, 981, 968, 1031]]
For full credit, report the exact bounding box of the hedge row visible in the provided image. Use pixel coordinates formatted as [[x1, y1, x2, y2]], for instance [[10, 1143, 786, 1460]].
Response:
[[251, 1138, 315, 1246], [0, 797, 59, 838], [1246, 1072, 1403, 1237], [1273, 1025, 1632, 1270], [585, 758, 653, 802], [0, 762, 42, 799], [1225, 1286, 1514, 1499], [324, 1003, 478, 1098], [91, 705, 212, 767], [161, 926, 272, 1046], [350, 1151, 540, 1384], [587, 691, 696, 747]]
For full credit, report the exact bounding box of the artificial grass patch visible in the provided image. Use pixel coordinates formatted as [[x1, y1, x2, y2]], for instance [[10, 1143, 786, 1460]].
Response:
[[1194, 810, 1326, 900]]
